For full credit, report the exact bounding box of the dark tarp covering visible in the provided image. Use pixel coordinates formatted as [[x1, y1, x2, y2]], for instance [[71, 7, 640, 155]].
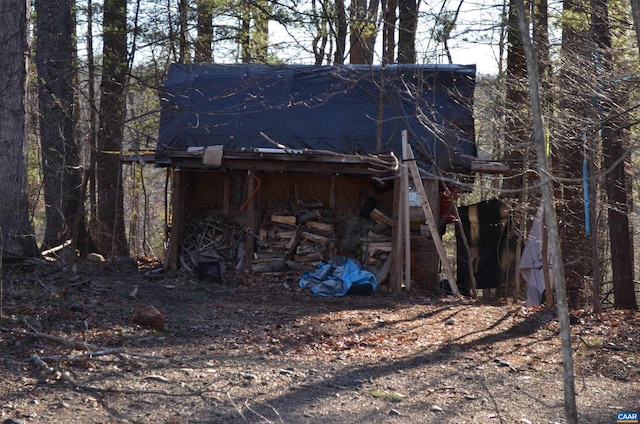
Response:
[[456, 199, 517, 295], [157, 63, 476, 170]]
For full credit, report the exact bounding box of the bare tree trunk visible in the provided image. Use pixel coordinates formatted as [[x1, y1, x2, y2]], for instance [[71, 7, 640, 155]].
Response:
[[514, 0, 578, 421], [502, 0, 530, 192], [383, 0, 397, 64], [254, 0, 272, 62], [333, 0, 347, 64], [592, 0, 637, 310], [178, 0, 189, 63], [629, 0, 640, 60], [311, 0, 329, 65], [194, 0, 213, 62], [96, 0, 129, 258], [397, 0, 416, 63], [350, 0, 379, 64], [35, 0, 94, 255], [0, 0, 39, 257], [533, 0, 550, 86], [555, 0, 592, 309], [241, 0, 251, 62], [35, 0, 68, 249], [86, 0, 99, 243]]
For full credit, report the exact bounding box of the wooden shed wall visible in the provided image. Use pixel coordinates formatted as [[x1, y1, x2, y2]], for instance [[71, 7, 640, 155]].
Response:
[[182, 170, 396, 218]]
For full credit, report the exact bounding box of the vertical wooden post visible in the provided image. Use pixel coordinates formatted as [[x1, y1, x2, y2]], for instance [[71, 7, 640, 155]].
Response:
[[244, 171, 255, 271], [329, 174, 336, 210], [223, 172, 230, 216], [294, 179, 300, 203], [401, 133, 411, 290], [390, 174, 403, 291], [166, 168, 186, 269]]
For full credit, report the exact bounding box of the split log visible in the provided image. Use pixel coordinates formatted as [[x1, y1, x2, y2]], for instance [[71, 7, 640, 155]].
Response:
[[368, 241, 392, 256], [375, 253, 393, 283], [262, 240, 289, 250], [271, 215, 297, 226], [285, 226, 303, 252], [301, 231, 329, 244], [305, 221, 334, 232], [294, 250, 324, 263], [285, 260, 317, 272], [275, 230, 298, 239], [252, 258, 285, 273], [296, 244, 324, 255], [370, 208, 394, 227], [296, 209, 321, 225]]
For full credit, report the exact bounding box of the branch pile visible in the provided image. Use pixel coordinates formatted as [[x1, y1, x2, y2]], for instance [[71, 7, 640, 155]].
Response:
[[179, 215, 244, 275]]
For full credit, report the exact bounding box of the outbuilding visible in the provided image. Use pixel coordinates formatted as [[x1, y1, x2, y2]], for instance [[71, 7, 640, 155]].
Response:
[[155, 62, 478, 292]]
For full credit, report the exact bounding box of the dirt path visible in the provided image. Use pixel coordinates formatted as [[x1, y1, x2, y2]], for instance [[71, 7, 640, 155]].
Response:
[[1, 261, 638, 423]]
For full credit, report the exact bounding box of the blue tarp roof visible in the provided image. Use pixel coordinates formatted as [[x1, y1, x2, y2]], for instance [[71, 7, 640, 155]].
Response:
[[157, 63, 476, 171]]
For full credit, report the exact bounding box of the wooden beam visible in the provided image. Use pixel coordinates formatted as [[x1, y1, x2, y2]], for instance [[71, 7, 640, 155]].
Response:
[[223, 172, 230, 216], [471, 160, 511, 174], [244, 172, 256, 271], [404, 139, 459, 295], [390, 175, 403, 292], [329, 174, 336, 210], [165, 168, 185, 269], [401, 135, 411, 291]]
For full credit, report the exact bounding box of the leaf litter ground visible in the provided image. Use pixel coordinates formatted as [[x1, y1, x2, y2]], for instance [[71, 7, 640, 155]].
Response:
[[0, 259, 638, 423]]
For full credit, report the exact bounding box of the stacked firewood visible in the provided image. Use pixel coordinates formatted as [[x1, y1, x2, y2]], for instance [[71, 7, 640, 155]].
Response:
[[177, 202, 397, 278], [253, 200, 336, 272], [179, 215, 244, 276], [363, 226, 392, 267]]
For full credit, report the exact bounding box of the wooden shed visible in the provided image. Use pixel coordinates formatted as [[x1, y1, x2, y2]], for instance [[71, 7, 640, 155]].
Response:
[[156, 63, 477, 292]]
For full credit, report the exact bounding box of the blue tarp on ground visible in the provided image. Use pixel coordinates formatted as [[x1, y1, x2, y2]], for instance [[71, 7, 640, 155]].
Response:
[[157, 63, 476, 171], [299, 256, 377, 297]]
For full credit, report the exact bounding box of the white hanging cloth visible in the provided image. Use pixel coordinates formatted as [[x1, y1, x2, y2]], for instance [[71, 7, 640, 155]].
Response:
[[520, 204, 552, 306]]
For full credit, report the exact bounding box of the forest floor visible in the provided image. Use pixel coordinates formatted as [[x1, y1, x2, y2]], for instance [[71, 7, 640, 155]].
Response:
[[0, 258, 639, 424]]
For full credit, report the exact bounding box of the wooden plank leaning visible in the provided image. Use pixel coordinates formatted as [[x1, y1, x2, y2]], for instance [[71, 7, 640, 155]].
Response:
[[404, 140, 460, 295]]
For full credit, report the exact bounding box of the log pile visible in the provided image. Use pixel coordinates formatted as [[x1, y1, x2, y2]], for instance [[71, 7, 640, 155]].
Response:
[[253, 200, 336, 272], [361, 220, 393, 284], [176, 202, 396, 281]]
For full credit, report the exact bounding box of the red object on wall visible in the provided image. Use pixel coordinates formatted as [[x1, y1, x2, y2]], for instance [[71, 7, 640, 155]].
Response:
[[439, 185, 458, 224]]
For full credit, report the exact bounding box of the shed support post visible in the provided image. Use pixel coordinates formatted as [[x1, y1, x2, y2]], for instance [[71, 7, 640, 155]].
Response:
[[244, 171, 256, 271], [165, 168, 185, 270], [391, 174, 403, 291]]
